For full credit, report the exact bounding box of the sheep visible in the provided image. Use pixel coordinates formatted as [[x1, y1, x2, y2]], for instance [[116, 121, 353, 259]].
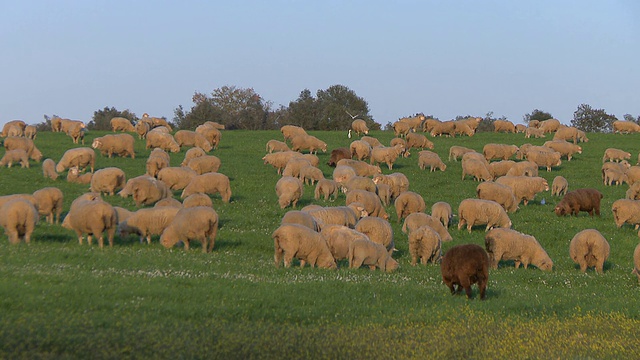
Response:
[[3, 136, 43, 162], [110, 117, 135, 132], [61, 196, 117, 248], [551, 176, 569, 196], [135, 121, 150, 139], [515, 144, 554, 160], [603, 148, 631, 163], [351, 119, 369, 136], [114, 206, 134, 224], [1, 120, 26, 137], [372, 173, 409, 201], [336, 159, 382, 177], [505, 161, 539, 177], [370, 145, 405, 170], [154, 198, 184, 209], [601, 161, 631, 185], [119, 175, 172, 206], [406, 133, 434, 151], [187, 155, 221, 175], [632, 243, 640, 283], [90, 167, 127, 196], [145, 130, 180, 153], [66, 166, 93, 184], [376, 183, 391, 207], [174, 130, 213, 152], [603, 167, 627, 186], [627, 182, 640, 200], [526, 150, 562, 172], [543, 140, 582, 161], [157, 166, 198, 190], [24, 125, 36, 139], [182, 193, 213, 208], [181, 172, 232, 203], [299, 165, 324, 186], [408, 225, 442, 266], [552, 125, 582, 143], [32, 187, 63, 224], [0, 149, 29, 168], [554, 188, 603, 217], [65, 122, 86, 144], [448, 145, 475, 161], [118, 206, 181, 244], [314, 179, 339, 201], [401, 213, 452, 242], [266, 139, 291, 154], [59, 119, 85, 134], [611, 199, 640, 229], [326, 147, 351, 167], [346, 189, 388, 220], [0, 199, 39, 244], [418, 151, 446, 172], [431, 201, 453, 229], [348, 238, 398, 272], [342, 176, 377, 194], [360, 136, 382, 148], [349, 140, 372, 161], [487, 160, 516, 178], [332, 165, 357, 184], [321, 224, 369, 261], [91, 133, 135, 159], [280, 125, 307, 142], [392, 121, 412, 138], [484, 228, 553, 271], [394, 191, 426, 222], [538, 118, 561, 133], [457, 198, 512, 233], [441, 244, 489, 300], [430, 121, 456, 137], [262, 151, 305, 175], [272, 223, 336, 269], [0, 194, 39, 212], [493, 119, 516, 133], [626, 166, 640, 185], [569, 229, 610, 273], [525, 126, 546, 139], [461, 158, 493, 182], [399, 114, 426, 131], [476, 182, 519, 213], [354, 217, 394, 254], [181, 147, 206, 167], [145, 148, 171, 178], [160, 206, 219, 253], [482, 143, 519, 161], [453, 122, 475, 137], [282, 158, 312, 179], [305, 204, 368, 230], [203, 121, 225, 130], [515, 124, 526, 133], [290, 134, 327, 154], [195, 124, 222, 150], [281, 210, 319, 232], [56, 147, 96, 173], [613, 120, 640, 134], [275, 176, 304, 209], [147, 117, 172, 131], [495, 176, 549, 205]]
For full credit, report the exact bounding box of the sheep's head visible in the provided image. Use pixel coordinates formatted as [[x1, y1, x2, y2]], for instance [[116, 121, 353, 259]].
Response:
[[91, 139, 101, 149]]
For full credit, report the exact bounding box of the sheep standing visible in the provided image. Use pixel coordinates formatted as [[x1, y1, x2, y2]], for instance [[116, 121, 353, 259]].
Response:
[[370, 145, 404, 170], [196, 124, 222, 149], [402, 213, 452, 242], [181, 147, 206, 167], [611, 199, 640, 229], [543, 140, 582, 161], [351, 119, 369, 136], [440, 244, 489, 300], [62, 196, 117, 248], [409, 225, 442, 266], [394, 191, 426, 222], [187, 155, 222, 175], [119, 175, 172, 206], [146, 130, 180, 153], [487, 160, 516, 178], [160, 206, 219, 253], [281, 210, 319, 232], [354, 217, 394, 254], [603, 148, 631, 163], [42, 158, 59, 180], [554, 188, 602, 217], [336, 159, 382, 177], [272, 223, 336, 269], [157, 167, 198, 190], [90, 167, 126, 196], [174, 130, 213, 152], [314, 179, 339, 201], [482, 143, 519, 161], [299, 165, 324, 186], [552, 176, 569, 196], [321, 225, 369, 261], [118, 206, 181, 244], [448, 146, 475, 161], [92, 134, 135, 159], [484, 228, 553, 271], [457, 199, 512, 233], [461, 158, 493, 182], [569, 229, 610, 273], [135, 121, 150, 139], [476, 181, 519, 213], [349, 140, 372, 161], [280, 125, 307, 142], [290, 134, 327, 154], [32, 187, 64, 224], [275, 176, 304, 209], [183, 193, 213, 208], [495, 176, 549, 205], [431, 201, 453, 229], [406, 133, 434, 151], [110, 117, 135, 132], [56, 147, 96, 173], [526, 150, 562, 172], [372, 173, 409, 201], [345, 189, 388, 219], [146, 148, 171, 178], [3, 136, 43, 162], [266, 139, 291, 154], [305, 204, 367, 230], [0, 199, 39, 244], [348, 239, 398, 272], [0, 149, 30, 168], [418, 151, 446, 172], [181, 173, 232, 203]]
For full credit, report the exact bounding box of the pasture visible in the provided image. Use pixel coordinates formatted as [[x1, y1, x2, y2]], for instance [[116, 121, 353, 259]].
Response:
[[0, 128, 639, 359]]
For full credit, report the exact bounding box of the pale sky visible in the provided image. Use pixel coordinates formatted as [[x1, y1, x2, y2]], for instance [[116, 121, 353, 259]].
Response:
[[1, 1, 639, 127]]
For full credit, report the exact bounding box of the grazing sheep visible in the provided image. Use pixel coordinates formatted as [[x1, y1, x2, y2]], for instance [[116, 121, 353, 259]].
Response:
[[611, 199, 640, 229], [525, 126, 546, 139], [372, 173, 409, 201], [613, 120, 640, 134], [327, 147, 351, 167], [195, 124, 222, 150], [543, 140, 582, 161], [181, 172, 232, 203], [299, 165, 324, 186], [114, 206, 134, 224], [461, 158, 493, 182], [482, 143, 519, 161], [418, 151, 446, 172], [0, 149, 29, 168], [1, 120, 26, 137], [336, 159, 382, 177], [457, 198, 512, 233], [632, 243, 640, 283], [515, 124, 527, 133], [272, 223, 336, 269], [332, 165, 357, 184], [569, 229, 610, 273], [505, 161, 539, 177], [281, 157, 311, 179], [401, 213, 452, 242], [65, 122, 85, 144], [157, 166, 198, 190], [145, 148, 171, 178], [408, 225, 442, 266], [422, 118, 442, 133], [342, 176, 377, 194], [321, 224, 369, 261], [0, 199, 39, 244], [346, 189, 388, 220], [181, 147, 206, 167], [551, 176, 569, 196], [493, 119, 516, 133], [399, 114, 426, 132], [487, 160, 516, 178], [182, 193, 213, 208], [554, 188, 603, 217], [187, 155, 221, 175], [280, 125, 307, 142], [354, 217, 394, 254], [56, 147, 96, 173], [314, 179, 339, 201], [174, 130, 213, 152], [290, 134, 328, 154], [361, 135, 385, 146], [160, 206, 219, 253], [484, 228, 553, 271], [305, 204, 368, 230], [453, 122, 476, 137], [266, 139, 291, 154], [92, 134, 135, 159], [448, 146, 475, 161], [90, 167, 126, 196], [476, 182, 519, 213], [32, 187, 64, 224], [602, 167, 627, 186], [153, 198, 184, 209], [135, 121, 150, 139], [275, 176, 304, 209], [601, 161, 631, 185], [110, 117, 135, 132], [370, 145, 405, 170], [59, 119, 85, 134], [119, 175, 172, 206], [3, 136, 43, 162], [526, 150, 562, 172], [146, 130, 180, 153], [515, 144, 554, 160], [351, 119, 369, 136], [431, 201, 453, 229], [430, 121, 456, 137], [495, 176, 549, 205], [389, 137, 408, 154], [376, 183, 391, 207], [61, 196, 117, 248], [394, 191, 426, 222], [552, 125, 582, 143], [627, 182, 640, 200], [281, 210, 319, 232], [603, 148, 631, 163], [348, 239, 399, 272], [440, 244, 489, 300], [262, 151, 305, 175], [625, 166, 640, 186], [538, 118, 561, 133], [406, 133, 434, 151], [392, 121, 412, 138], [349, 140, 373, 160], [0, 194, 39, 212], [118, 206, 181, 244], [42, 158, 59, 180], [66, 166, 93, 184]]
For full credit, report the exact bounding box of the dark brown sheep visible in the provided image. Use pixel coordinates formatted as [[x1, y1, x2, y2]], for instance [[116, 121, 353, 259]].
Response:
[[440, 244, 489, 300], [554, 188, 603, 217], [327, 147, 351, 167]]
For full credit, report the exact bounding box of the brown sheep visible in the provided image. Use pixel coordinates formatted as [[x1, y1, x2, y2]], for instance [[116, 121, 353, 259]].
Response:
[[394, 191, 426, 222], [483, 143, 519, 161], [461, 158, 493, 182], [457, 198, 512, 233], [275, 176, 304, 209], [406, 133, 434, 151], [187, 155, 221, 175], [370, 144, 404, 170], [281, 210, 319, 232], [272, 224, 336, 269], [290, 134, 327, 154], [157, 166, 198, 190], [551, 176, 569, 196], [408, 225, 442, 266], [346, 189, 389, 220], [314, 179, 339, 201], [181, 173, 232, 203], [110, 117, 135, 132], [372, 173, 409, 201], [603, 148, 631, 163], [90, 167, 126, 196], [42, 158, 59, 180], [349, 140, 372, 161], [543, 140, 582, 161], [351, 119, 369, 136], [146, 148, 171, 178], [431, 201, 453, 229], [160, 206, 219, 253], [418, 151, 446, 172], [569, 229, 610, 273], [476, 181, 519, 213], [484, 228, 553, 271], [448, 145, 475, 161], [0, 149, 30, 168], [354, 217, 394, 254], [554, 188, 602, 217], [440, 244, 489, 300], [3, 136, 43, 162], [495, 176, 549, 205], [611, 199, 640, 229], [327, 147, 351, 167], [92, 134, 135, 159], [401, 213, 452, 242], [348, 238, 398, 272], [56, 147, 96, 173], [336, 159, 382, 177], [0, 199, 39, 244]]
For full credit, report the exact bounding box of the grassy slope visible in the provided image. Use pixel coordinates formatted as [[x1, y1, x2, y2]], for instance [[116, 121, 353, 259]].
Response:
[[0, 129, 639, 359]]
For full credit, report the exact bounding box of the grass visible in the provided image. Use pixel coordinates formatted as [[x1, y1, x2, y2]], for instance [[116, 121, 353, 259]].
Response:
[[0, 129, 639, 359]]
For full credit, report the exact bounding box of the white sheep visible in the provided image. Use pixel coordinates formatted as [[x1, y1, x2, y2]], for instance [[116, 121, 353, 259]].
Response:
[[56, 147, 96, 173], [174, 130, 213, 152], [181, 173, 232, 203], [0, 149, 30, 168], [180, 147, 206, 167], [408, 225, 442, 266], [118, 206, 181, 244], [0, 199, 39, 244], [457, 198, 512, 233], [92, 133, 135, 159], [160, 206, 219, 253], [187, 155, 222, 175], [484, 228, 553, 271], [66, 166, 93, 184], [42, 158, 59, 180], [32, 187, 64, 224], [61, 195, 117, 248], [146, 148, 171, 178], [275, 176, 304, 209], [182, 193, 213, 208], [145, 130, 180, 153], [157, 166, 199, 190], [90, 167, 126, 196]]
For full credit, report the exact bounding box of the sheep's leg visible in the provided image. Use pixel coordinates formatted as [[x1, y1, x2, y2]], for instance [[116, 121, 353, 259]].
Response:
[[87, 235, 93, 246], [78, 236, 84, 245], [7, 229, 20, 245]]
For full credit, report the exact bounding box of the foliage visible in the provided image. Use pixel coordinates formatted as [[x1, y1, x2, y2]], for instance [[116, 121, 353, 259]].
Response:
[[570, 103, 618, 133], [36, 115, 56, 131], [523, 109, 553, 124], [623, 113, 640, 124], [87, 107, 139, 131]]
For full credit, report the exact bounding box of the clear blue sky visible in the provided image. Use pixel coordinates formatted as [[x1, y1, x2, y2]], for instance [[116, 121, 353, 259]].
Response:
[[1, 1, 639, 127]]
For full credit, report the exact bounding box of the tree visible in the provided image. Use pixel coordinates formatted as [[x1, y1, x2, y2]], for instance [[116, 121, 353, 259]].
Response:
[[316, 85, 376, 131], [285, 89, 320, 129], [623, 114, 640, 124], [570, 104, 617, 133], [87, 107, 138, 130], [523, 109, 553, 124]]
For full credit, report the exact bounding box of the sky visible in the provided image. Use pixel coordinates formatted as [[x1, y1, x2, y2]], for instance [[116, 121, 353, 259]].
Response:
[[1, 1, 639, 127]]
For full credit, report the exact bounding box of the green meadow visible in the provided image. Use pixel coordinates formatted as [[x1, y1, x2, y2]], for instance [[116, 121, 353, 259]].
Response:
[[0, 129, 639, 359]]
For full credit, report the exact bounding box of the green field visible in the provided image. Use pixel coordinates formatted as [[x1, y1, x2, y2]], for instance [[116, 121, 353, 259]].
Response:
[[0, 129, 639, 359]]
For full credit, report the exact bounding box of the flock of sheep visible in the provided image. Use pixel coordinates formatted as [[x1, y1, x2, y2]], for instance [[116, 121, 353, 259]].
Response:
[[267, 116, 640, 299]]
